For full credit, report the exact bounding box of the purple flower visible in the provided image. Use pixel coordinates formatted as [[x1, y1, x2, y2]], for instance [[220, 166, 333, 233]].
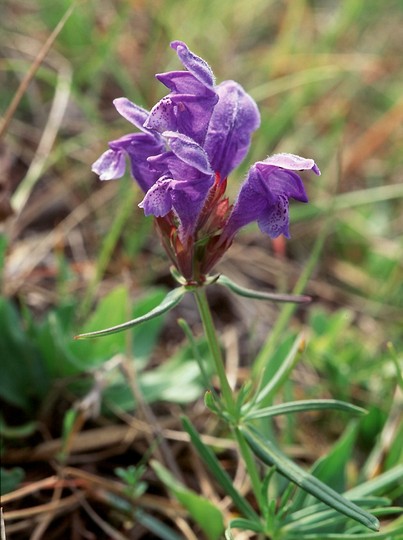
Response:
[[92, 42, 260, 237], [222, 153, 320, 242], [92, 41, 320, 282]]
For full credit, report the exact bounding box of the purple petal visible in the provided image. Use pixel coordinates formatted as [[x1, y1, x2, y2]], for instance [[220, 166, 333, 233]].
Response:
[[144, 42, 219, 145], [156, 71, 215, 97], [126, 143, 165, 192], [170, 41, 215, 88], [205, 81, 260, 178], [254, 164, 309, 203], [139, 178, 173, 217], [141, 142, 215, 240], [113, 98, 150, 130], [164, 131, 213, 175], [139, 173, 214, 242], [144, 97, 175, 133], [145, 93, 218, 146], [147, 151, 204, 183], [92, 149, 126, 181], [110, 133, 165, 192], [170, 178, 213, 240], [220, 167, 268, 238], [262, 153, 321, 176], [92, 133, 165, 191], [257, 195, 290, 238]]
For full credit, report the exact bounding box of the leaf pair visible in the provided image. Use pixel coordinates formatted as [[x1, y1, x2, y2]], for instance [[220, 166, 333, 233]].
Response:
[[74, 274, 310, 340], [240, 425, 380, 532]]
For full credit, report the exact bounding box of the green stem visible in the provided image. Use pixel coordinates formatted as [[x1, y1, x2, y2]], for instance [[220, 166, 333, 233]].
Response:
[[234, 427, 265, 512], [193, 287, 263, 511], [193, 287, 235, 414]]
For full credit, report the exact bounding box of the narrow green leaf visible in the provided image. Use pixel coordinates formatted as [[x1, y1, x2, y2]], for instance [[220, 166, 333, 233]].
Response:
[[151, 461, 224, 540], [291, 423, 359, 510], [0, 415, 38, 439], [285, 496, 390, 527], [285, 505, 401, 534], [181, 417, 259, 522], [74, 287, 186, 339], [228, 518, 264, 533], [58, 408, 79, 463], [217, 274, 311, 303], [235, 381, 253, 412], [247, 333, 304, 410], [285, 516, 403, 540], [134, 509, 183, 540], [244, 399, 367, 420], [240, 425, 380, 532], [204, 391, 223, 415], [345, 464, 403, 499]]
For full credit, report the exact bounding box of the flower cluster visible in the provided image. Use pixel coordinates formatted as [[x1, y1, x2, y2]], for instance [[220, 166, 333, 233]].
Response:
[[93, 41, 320, 284]]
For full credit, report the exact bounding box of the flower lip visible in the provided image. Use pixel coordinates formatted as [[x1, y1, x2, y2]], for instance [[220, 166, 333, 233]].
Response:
[[138, 177, 173, 217], [91, 148, 126, 181]]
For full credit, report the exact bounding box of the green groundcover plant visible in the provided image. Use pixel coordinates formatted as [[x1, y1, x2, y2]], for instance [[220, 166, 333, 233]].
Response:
[[73, 41, 402, 538]]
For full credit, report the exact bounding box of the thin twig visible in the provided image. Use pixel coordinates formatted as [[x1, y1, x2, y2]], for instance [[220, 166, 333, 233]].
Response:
[[76, 495, 128, 540], [30, 481, 63, 540], [3, 494, 81, 522]]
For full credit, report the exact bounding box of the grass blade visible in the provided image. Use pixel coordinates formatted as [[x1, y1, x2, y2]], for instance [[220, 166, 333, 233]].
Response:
[[240, 425, 380, 532]]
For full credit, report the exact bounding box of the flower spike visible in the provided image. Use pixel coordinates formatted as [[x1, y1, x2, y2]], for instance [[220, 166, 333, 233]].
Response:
[[92, 42, 320, 283]]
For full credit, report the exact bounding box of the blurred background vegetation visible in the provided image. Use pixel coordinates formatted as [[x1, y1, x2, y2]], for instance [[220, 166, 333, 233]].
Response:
[[1, 0, 402, 538]]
